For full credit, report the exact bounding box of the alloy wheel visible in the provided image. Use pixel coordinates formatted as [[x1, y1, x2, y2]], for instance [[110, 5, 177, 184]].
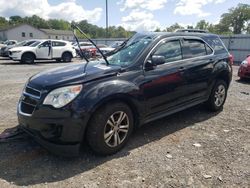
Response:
[[214, 84, 226, 107], [104, 111, 130, 147]]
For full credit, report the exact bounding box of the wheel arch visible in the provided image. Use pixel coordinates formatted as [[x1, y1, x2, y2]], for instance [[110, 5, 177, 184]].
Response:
[[82, 94, 141, 143], [21, 51, 36, 59]]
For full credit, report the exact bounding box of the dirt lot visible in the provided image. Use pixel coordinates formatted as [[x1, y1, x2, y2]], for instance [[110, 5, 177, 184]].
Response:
[[0, 57, 249, 187]]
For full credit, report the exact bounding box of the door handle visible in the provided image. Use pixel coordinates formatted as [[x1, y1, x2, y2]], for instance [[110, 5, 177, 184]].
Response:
[[178, 67, 185, 71]]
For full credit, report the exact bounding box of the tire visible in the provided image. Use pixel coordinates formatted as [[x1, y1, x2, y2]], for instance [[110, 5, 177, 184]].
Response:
[[62, 52, 72, 62], [206, 80, 228, 111], [86, 102, 134, 155], [21, 53, 35, 64]]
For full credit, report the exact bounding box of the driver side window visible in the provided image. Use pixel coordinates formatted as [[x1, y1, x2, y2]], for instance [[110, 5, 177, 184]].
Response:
[[153, 40, 182, 63], [40, 41, 50, 47]]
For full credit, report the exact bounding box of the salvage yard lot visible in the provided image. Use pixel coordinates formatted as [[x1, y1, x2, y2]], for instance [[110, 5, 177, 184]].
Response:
[[0, 57, 249, 187]]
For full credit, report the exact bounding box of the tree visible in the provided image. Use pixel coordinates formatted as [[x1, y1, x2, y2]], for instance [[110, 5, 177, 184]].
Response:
[[9, 16, 23, 25], [195, 20, 209, 30], [219, 3, 250, 34], [165, 23, 184, 32], [0, 17, 9, 29]]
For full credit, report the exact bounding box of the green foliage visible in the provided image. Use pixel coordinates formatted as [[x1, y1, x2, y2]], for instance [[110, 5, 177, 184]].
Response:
[[0, 17, 8, 29], [165, 23, 184, 32], [0, 3, 249, 38]]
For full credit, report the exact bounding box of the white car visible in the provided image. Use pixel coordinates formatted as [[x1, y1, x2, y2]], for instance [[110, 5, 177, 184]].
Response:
[[9, 39, 76, 63]]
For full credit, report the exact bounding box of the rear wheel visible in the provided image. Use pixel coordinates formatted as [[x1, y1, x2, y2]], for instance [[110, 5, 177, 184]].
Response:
[[62, 52, 72, 62], [86, 102, 134, 155], [21, 53, 35, 64], [206, 80, 228, 111]]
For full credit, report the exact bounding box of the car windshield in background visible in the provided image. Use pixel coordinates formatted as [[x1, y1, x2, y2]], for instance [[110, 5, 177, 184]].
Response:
[[107, 34, 153, 67], [30, 41, 41, 47]]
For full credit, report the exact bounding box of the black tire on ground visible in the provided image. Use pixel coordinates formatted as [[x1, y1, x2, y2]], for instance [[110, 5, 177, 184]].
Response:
[[21, 53, 35, 64], [62, 52, 72, 62], [86, 102, 134, 155], [206, 79, 228, 112]]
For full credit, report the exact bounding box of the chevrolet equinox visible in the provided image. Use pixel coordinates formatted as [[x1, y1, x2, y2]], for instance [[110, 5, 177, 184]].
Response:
[[18, 32, 233, 156]]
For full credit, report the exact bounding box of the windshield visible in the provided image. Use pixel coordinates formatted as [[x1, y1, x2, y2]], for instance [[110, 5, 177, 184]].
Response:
[[107, 34, 153, 67], [30, 41, 41, 47]]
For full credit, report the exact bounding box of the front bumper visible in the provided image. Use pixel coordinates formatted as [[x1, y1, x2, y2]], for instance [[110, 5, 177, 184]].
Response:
[[9, 52, 21, 60], [18, 102, 88, 156], [238, 66, 250, 78]]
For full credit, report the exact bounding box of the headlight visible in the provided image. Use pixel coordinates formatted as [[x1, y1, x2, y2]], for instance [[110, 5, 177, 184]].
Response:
[[241, 60, 248, 68], [43, 85, 82, 108], [11, 50, 22, 53]]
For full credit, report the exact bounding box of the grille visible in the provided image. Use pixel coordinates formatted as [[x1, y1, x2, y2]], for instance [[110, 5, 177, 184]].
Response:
[[25, 86, 41, 99], [19, 86, 41, 116], [20, 102, 35, 115]]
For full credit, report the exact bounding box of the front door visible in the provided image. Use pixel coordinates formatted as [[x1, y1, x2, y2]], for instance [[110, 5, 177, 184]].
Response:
[[142, 39, 188, 117], [36, 40, 52, 59]]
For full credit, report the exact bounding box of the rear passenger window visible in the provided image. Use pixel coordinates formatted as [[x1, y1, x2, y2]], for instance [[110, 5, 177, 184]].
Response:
[[182, 39, 207, 59], [154, 40, 182, 63], [52, 41, 66, 47]]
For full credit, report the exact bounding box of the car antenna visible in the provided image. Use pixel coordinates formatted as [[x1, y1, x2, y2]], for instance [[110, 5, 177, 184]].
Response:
[[71, 23, 109, 65]]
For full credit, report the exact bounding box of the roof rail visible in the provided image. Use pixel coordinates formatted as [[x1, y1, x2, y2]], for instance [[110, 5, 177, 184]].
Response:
[[175, 29, 209, 33]]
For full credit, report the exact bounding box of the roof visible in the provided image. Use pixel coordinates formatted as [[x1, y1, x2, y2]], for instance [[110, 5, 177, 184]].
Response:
[[40, 29, 73, 36], [0, 23, 73, 36], [143, 31, 218, 38], [0, 23, 34, 31]]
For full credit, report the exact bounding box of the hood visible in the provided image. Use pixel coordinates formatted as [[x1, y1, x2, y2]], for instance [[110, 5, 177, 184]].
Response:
[[9, 46, 34, 52], [28, 61, 121, 90]]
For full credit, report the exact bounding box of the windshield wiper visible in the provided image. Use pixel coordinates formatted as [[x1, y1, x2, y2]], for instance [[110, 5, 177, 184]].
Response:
[[71, 23, 109, 66], [71, 28, 89, 63]]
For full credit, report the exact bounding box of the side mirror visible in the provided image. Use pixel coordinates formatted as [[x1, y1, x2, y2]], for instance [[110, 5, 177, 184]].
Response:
[[38, 45, 42, 49], [152, 55, 165, 65], [145, 55, 165, 71]]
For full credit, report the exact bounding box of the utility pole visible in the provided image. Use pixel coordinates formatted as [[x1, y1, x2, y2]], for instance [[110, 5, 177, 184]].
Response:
[[106, 0, 108, 38]]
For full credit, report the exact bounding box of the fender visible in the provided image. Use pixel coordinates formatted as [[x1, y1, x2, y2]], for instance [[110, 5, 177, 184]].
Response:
[[82, 79, 144, 113]]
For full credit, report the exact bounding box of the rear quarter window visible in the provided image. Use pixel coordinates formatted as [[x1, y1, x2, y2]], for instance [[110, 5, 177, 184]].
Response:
[[202, 36, 228, 55]]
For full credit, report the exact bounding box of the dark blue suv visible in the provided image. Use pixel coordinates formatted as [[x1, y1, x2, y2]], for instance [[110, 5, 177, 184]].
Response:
[[18, 32, 232, 156]]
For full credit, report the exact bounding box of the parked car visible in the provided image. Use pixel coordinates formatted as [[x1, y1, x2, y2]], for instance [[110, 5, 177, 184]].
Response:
[[0, 40, 17, 48], [96, 44, 115, 56], [238, 55, 250, 80], [9, 39, 76, 63], [17, 32, 232, 156], [73, 42, 97, 58], [0, 40, 38, 57], [0, 40, 18, 56]]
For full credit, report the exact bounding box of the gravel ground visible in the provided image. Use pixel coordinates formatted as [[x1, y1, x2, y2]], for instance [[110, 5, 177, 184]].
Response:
[[0, 57, 249, 187]]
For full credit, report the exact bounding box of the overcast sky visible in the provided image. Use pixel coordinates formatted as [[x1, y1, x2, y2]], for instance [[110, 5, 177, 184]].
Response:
[[0, 0, 243, 31]]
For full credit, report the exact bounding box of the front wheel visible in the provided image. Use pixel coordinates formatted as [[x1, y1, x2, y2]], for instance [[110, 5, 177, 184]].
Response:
[[206, 80, 228, 111], [86, 102, 134, 155], [21, 53, 35, 64]]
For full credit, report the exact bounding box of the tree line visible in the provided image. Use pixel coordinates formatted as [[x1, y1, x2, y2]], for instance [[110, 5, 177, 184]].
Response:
[[0, 3, 249, 38]]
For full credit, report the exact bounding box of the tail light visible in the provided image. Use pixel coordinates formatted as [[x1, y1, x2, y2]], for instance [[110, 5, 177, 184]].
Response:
[[229, 54, 234, 66]]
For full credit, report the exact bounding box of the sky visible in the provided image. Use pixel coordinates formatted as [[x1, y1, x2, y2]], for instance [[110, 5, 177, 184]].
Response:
[[0, 0, 246, 31]]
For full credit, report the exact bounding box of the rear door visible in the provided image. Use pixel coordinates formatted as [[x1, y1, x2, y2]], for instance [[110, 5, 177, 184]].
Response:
[[179, 37, 214, 102], [52, 41, 67, 58]]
